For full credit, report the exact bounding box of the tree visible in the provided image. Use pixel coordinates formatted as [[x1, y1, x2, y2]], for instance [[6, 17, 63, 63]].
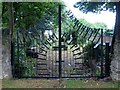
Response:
[[2, 2, 60, 30], [91, 22, 108, 34], [79, 18, 92, 26], [91, 22, 108, 29], [74, 2, 120, 80]]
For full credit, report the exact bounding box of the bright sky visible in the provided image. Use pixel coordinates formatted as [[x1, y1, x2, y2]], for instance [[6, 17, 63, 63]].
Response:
[[63, 0, 116, 29]]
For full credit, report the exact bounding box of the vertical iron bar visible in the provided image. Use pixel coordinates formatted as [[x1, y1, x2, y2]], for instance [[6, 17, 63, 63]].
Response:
[[67, 45, 69, 77], [23, 33, 26, 76], [100, 29, 104, 78], [52, 45, 54, 77], [17, 31, 20, 78], [70, 42, 72, 77], [58, 5, 62, 78], [55, 37, 57, 76], [105, 42, 110, 77]]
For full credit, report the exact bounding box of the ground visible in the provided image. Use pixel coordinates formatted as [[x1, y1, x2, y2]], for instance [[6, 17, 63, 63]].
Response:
[[1, 78, 120, 88]]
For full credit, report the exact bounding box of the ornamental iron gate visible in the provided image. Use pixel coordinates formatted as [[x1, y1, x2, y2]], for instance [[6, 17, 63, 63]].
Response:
[[12, 5, 110, 78]]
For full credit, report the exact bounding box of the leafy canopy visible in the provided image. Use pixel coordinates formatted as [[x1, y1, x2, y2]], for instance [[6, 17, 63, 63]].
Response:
[[2, 2, 61, 29], [91, 22, 108, 29], [74, 2, 116, 13]]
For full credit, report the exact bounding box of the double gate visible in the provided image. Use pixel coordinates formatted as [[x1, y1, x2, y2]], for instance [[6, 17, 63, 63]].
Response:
[[11, 5, 110, 78]]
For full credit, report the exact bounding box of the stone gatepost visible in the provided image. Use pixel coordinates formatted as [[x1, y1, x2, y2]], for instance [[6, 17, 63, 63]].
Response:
[[0, 2, 2, 80], [0, 34, 2, 79], [0, 47, 2, 79], [2, 36, 12, 79], [111, 60, 120, 80], [110, 41, 120, 80]]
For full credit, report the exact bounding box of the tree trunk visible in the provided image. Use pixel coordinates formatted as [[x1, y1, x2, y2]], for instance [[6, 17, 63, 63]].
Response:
[[111, 2, 120, 80], [115, 2, 120, 40], [8, 2, 14, 37]]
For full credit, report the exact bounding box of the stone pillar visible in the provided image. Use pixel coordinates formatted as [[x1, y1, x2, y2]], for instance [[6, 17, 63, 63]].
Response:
[[0, 36, 2, 79], [2, 28, 12, 79], [2, 36, 12, 79], [0, 2, 2, 79], [1, 2, 12, 79], [0, 31, 2, 90], [111, 60, 120, 80], [110, 41, 120, 80]]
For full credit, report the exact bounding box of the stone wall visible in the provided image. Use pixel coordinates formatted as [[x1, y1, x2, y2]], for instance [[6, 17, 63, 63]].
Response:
[[0, 30, 1, 90], [111, 60, 120, 80], [0, 32, 2, 79], [0, 2, 2, 80], [110, 40, 120, 80], [1, 30, 12, 79]]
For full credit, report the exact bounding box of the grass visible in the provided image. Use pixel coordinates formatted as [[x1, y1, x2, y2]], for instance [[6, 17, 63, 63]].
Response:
[[2, 79, 60, 88], [2, 78, 120, 88], [0, 80, 2, 89], [64, 78, 120, 88]]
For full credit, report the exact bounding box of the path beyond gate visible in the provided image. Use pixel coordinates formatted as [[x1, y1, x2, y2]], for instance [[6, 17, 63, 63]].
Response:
[[11, 5, 111, 78]]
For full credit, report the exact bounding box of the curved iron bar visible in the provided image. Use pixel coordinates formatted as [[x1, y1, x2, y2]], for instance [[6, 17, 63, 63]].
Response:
[[92, 29, 101, 43], [82, 27, 91, 39], [34, 25, 55, 49], [64, 7, 105, 46], [87, 28, 94, 41]]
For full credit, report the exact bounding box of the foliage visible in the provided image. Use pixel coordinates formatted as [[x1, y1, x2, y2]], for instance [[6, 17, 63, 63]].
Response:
[[14, 45, 36, 77], [83, 42, 103, 62], [74, 2, 116, 13], [79, 18, 91, 26], [91, 22, 108, 29], [2, 2, 61, 30]]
